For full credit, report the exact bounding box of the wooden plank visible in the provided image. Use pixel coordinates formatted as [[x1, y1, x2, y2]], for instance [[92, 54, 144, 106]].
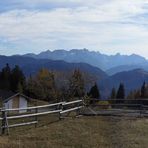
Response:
[[60, 106, 83, 114], [62, 100, 82, 106], [142, 105, 148, 109], [3, 100, 83, 112], [3, 121, 38, 128], [7, 109, 62, 120], [93, 104, 142, 106], [4, 102, 64, 112], [103, 99, 148, 101]]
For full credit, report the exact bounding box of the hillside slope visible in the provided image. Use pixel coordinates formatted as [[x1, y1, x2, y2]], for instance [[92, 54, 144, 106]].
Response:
[[0, 55, 107, 81], [100, 69, 148, 97]]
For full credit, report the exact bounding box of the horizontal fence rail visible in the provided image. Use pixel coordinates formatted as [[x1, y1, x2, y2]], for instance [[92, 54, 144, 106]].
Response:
[[4, 102, 64, 112], [61, 100, 84, 117], [1, 98, 148, 135], [60, 106, 83, 114], [7, 110, 62, 120], [0, 99, 84, 135], [62, 100, 83, 106], [91, 104, 142, 107], [83, 99, 148, 117], [3, 121, 38, 129]]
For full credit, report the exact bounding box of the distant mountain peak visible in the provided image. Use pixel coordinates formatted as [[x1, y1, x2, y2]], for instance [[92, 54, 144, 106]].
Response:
[[23, 49, 148, 71], [116, 53, 121, 56]]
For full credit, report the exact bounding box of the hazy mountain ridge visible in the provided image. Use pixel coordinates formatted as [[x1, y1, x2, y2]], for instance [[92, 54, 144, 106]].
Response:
[[23, 49, 148, 71], [0, 54, 148, 98], [100, 68, 148, 97], [0, 55, 107, 80], [106, 64, 148, 75]]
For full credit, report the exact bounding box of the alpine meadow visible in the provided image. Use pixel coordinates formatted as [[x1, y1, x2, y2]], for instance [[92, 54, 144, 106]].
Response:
[[0, 0, 148, 148]]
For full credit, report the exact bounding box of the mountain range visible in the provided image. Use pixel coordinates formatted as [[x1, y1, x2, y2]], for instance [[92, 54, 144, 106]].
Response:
[[0, 49, 147, 98], [100, 69, 148, 97], [23, 49, 148, 72], [0, 55, 107, 81]]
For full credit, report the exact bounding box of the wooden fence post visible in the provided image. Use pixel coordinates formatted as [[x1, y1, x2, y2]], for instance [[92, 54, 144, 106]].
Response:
[[1, 110, 5, 135], [35, 108, 38, 128], [76, 101, 80, 117], [59, 103, 63, 120], [1, 107, 6, 135]]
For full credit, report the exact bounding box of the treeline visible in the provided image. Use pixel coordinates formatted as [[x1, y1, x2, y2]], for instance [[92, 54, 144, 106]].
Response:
[[0, 64, 25, 92], [26, 68, 100, 102], [110, 82, 148, 100], [0, 64, 100, 102], [110, 83, 125, 100], [3, 64, 147, 102], [127, 82, 148, 99]]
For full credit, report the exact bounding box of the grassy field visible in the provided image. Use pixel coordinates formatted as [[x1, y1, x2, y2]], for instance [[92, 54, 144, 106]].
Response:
[[0, 115, 148, 148]]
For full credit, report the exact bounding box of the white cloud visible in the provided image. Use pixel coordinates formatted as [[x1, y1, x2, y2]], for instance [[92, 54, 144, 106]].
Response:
[[0, 0, 148, 57]]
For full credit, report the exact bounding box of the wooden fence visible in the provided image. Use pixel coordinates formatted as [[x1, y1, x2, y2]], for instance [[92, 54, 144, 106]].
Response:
[[1, 98, 148, 135], [83, 99, 148, 117], [0, 100, 84, 135]]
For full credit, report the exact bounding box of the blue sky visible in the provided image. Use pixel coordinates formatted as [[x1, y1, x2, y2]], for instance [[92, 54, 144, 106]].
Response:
[[0, 0, 148, 58]]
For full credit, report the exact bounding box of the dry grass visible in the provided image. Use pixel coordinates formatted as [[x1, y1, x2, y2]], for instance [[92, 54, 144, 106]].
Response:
[[28, 99, 49, 107], [0, 115, 148, 148]]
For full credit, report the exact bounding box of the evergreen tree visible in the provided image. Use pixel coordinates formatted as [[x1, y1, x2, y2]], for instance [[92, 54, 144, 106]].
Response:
[[10, 65, 26, 92], [0, 63, 11, 90], [69, 69, 84, 98], [141, 81, 147, 98], [88, 83, 100, 99], [110, 88, 116, 99], [17, 82, 23, 93], [116, 83, 125, 99]]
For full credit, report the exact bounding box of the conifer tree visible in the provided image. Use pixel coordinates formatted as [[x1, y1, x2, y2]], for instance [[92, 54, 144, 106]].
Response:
[[10, 65, 26, 92], [0, 63, 11, 90], [88, 83, 100, 99], [141, 81, 146, 98], [110, 88, 116, 99], [116, 83, 125, 99]]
